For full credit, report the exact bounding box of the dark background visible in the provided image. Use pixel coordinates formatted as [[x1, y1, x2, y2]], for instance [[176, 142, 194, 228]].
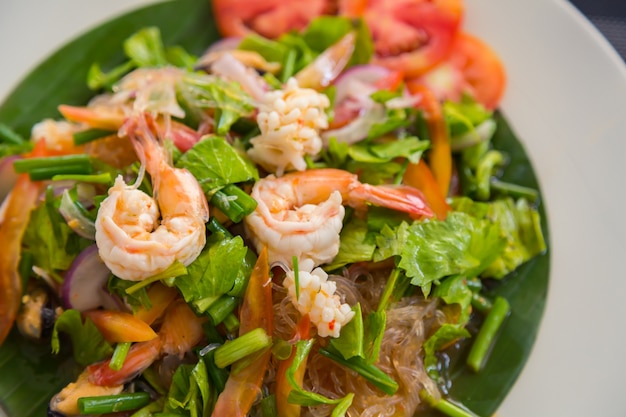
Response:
[[569, 0, 626, 60]]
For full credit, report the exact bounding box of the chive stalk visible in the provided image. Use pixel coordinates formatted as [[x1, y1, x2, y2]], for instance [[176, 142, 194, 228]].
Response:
[[223, 313, 240, 333], [466, 296, 511, 372], [52, 173, 112, 184], [77, 392, 151, 414], [109, 342, 132, 371], [471, 292, 493, 315], [419, 390, 478, 417], [13, 154, 92, 172], [210, 184, 257, 223], [73, 128, 116, 145], [207, 295, 239, 325], [318, 347, 399, 395], [213, 328, 272, 369], [0, 123, 25, 144], [281, 49, 297, 83], [292, 256, 300, 300], [207, 216, 233, 238]]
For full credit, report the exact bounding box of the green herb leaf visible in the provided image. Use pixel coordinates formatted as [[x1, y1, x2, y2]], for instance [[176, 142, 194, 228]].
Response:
[[175, 233, 251, 312], [51, 309, 112, 366], [176, 135, 258, 194]]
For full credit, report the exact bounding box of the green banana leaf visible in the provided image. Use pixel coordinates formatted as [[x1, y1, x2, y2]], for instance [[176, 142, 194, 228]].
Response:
[[0, 0, 550, 416]]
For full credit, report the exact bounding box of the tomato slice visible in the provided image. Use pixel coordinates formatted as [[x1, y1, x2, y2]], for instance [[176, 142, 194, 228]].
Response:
[[347, 0, 463, 77], [212, 0, 334, 38], [447, 33, 507, 109], [408, 33, 507, 109]]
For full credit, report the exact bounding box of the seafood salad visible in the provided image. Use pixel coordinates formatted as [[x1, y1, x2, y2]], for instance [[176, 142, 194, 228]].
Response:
[[0, 1, 548, 416]]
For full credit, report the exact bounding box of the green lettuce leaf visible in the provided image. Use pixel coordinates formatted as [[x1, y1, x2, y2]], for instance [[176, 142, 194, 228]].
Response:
[[452, 197, 547, 278], [397, 212, 507, 296], [176, 135, 259, 195], [51, 309, 112, 367]]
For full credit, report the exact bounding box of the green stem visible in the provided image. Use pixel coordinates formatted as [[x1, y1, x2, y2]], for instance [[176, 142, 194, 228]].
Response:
[[73, 128, 117, 145], [130, 398, 164, 417], [466, 296, 511, 372], [199, 346, 229, 393], [490, 179, 539, 202], [223, 313, 240, 333], [419, 390, 478, 417], [77, 392, 151, 414], [377, 268, 401, 313], [319, 347, 398, 395], [28, 164, 93, 181], [475, 150, 504, 200], [213, 327, 272, 369], [471, 292, 493, 315], [0, 123, 25, 144], [207, 216, 233, 238], [52, 172, 112, 184], [210, 189, 246, 223], [125, 261, 187, 295], [109, 342, 132, 371], [281, 49, 297, 83], [207, 295, 239, 325], [13, 154, 91, 172]]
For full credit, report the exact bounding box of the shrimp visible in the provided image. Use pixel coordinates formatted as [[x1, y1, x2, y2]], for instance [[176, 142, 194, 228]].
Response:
[[95, 115, 209, 281], [244, 168, 433, 269]]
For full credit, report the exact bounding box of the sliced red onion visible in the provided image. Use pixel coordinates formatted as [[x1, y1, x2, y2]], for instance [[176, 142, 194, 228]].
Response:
[[0, 155, 20, 203], [62, 244, 117, 311], [59, 189, 96, 240], [210, 52, 268, 100], [205, 37, 242, 54], [322, 104, 386, 145], [333, 64, 392, 104]]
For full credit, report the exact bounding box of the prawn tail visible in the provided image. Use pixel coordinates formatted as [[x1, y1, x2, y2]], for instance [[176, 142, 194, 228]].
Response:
[[350, 183, 435, 218], [122, 114, 169, 179], [86, 337, 162, 387]]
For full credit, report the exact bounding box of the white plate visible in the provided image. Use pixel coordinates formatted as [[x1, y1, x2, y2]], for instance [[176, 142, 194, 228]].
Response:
[[1, 1, 625, 417]]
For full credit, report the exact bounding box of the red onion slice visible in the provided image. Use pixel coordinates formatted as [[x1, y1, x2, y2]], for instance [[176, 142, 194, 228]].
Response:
[[62, 244, 117, 311], [332, 64, 392, 104]]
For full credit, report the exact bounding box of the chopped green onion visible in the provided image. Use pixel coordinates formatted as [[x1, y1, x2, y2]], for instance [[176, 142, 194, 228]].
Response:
[[419, 390, 478, 417], [214, 327, 272, 369], [207, 295, 239, 325], [0, 123, 25, 144], [475, 150, 504, 200], [73, 128, 117, 145], [470, 292, 493, 315], [293, 256, 300, 300], [223, 313, 240, 333], [319, 346, 399, 395], [109, 342, 132, 371], [13, 154, 92, 172], [52, 172, 112, 184], [210, 187, 253, 223], [207, 216, 233, 238], [466, 296, 511, 372], [281, 49, 297, 83], [77, 392, 151, 414]]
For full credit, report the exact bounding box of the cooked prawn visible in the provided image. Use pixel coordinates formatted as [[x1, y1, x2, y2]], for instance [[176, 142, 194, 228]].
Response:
[[95, 115, 209, 281], [244, 168, 433, 269]]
